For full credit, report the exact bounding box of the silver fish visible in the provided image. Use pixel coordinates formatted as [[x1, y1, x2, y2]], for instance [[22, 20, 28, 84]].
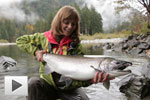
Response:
[[43, 54, 132, 89]]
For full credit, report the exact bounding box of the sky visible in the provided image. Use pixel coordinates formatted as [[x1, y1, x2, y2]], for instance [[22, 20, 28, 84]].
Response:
[[0, 0, 144, 30], [84, 0, 146, 31], [0, 0, 21, 6], [84, 0, 131, 30], [0, 0, 38, 23]]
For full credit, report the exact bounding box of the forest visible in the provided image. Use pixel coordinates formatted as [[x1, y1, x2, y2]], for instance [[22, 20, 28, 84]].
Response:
[[0, 0, 149, 42], [0, 0, 103, 42]]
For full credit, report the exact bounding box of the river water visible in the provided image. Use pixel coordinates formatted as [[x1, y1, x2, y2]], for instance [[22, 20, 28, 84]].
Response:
[[0, 44, 150, 100]]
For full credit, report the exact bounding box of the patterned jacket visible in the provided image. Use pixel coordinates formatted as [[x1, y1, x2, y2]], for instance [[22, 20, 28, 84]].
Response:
[[16, 30, 92, 90]]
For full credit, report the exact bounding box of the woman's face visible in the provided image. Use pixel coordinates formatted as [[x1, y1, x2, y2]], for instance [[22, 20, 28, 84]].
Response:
[[61, 18, 77, 36]]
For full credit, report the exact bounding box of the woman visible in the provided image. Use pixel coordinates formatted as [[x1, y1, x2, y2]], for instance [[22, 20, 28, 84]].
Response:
[[16, 5, 111, 100]]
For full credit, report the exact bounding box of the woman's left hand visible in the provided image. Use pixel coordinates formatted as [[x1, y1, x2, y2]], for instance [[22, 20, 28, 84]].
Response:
[[92, 72, 115, 83]]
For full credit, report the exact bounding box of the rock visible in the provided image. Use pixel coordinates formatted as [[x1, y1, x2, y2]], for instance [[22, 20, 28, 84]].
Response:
[[117, 63, 150, 100], [102, 43, 112, 49], [118, 74, 150, 100], [128, 47, 143, 55], [138, 42, 150, 49], [122, 43, 129, 50], [105, 33, 150, 58], [0, 56, 17, 71]]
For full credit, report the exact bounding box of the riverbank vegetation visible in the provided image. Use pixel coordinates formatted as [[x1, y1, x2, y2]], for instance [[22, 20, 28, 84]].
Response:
[[80, 30, 132, 40], [0, 39, 9, 43], [0, 0, 149, 43]]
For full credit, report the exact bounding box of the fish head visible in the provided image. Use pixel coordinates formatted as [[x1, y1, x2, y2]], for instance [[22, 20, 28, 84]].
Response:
[[100, 58, 132, 71]]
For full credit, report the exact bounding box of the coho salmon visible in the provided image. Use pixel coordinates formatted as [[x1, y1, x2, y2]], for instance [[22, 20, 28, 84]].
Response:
[[43, 54, 132, 89]]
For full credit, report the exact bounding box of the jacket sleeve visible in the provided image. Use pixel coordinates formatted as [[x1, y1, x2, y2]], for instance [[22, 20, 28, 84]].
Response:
[[16, 33, 47, 55]]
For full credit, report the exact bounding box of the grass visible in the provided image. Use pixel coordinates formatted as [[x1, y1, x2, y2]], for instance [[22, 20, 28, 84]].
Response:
[[0, 39, 9, 43], [79, 32, 131, 40]]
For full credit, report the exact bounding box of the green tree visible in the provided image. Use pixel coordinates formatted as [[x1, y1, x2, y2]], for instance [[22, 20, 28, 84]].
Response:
[[80, 5, 90, 34], [80, 5, 103, 35], [0, 19, 16, 42], [34, 18, 47, 33], [89, 6, 103, 35]]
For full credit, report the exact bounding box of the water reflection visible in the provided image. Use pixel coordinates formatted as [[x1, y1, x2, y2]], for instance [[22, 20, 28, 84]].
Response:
[[82, 44, 103, 55], [0, 45, 40, 100], [0, 45, 150, 100]]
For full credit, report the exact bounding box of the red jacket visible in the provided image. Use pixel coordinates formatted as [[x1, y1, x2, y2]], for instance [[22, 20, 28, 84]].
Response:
[[44, 30, 72, 55]]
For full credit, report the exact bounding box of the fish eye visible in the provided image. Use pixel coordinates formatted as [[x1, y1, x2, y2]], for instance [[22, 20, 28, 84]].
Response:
[[116, 61, 121, 64]]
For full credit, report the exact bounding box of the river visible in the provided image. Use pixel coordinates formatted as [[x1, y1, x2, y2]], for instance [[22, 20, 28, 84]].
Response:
[[0, 44, 150, 100]]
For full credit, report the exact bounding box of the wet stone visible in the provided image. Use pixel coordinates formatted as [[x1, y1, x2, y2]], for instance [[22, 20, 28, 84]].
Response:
[[103, 33, 150, 58], [0, 56, 17, 71]]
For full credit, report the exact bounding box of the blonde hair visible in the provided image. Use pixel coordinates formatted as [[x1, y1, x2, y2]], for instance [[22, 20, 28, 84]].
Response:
[[51, 5, 80, 42]]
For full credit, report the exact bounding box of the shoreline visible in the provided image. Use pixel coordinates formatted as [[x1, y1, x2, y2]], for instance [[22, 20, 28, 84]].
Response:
[[0, 38, 123, 45], [0, 43, 16, 45], [81, 38, 123, 44]]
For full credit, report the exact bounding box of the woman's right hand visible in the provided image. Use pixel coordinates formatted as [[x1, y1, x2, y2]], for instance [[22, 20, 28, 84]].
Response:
[[35, 50, 45, 62]]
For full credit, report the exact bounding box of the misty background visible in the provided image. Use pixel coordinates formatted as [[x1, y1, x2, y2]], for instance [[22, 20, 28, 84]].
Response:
[[0, 0, 39, 23], [0, 0, 132, 30], [0, 0, 147, 42]]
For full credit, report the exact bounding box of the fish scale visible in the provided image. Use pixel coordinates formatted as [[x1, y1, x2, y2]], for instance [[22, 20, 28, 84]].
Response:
[[43, 54, 132, 89], [43, 54, 132, 80]]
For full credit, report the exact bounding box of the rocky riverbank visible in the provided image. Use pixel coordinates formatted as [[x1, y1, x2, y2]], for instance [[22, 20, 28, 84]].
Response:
[[103, 33, 150, 58], [1, 33, 150, 58]]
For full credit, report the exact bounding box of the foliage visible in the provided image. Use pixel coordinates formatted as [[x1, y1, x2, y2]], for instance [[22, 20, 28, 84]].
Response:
[[114, 0, 150, 29], [80, 31, 131, 40], [21, 0, 81, 19], [1, 0, 149, 43], [0, 19, 16, 42], [109, 3, 146, 34], [114, 0, 132, 13], [0, 0, 103, 42], [0, 39, 9, 43], [141, 22, 150, 33], [80, 5, 103, 35]]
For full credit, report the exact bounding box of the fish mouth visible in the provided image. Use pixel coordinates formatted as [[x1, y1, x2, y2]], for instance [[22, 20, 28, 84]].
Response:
[[116, 61, 132, 70], [110, 69, 132, 77], [117, 69, 131, 73]]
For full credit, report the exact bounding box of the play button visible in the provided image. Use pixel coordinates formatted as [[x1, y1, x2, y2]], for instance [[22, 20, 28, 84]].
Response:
[[5, 76, 28, 96], [12, 80, 22, 91]]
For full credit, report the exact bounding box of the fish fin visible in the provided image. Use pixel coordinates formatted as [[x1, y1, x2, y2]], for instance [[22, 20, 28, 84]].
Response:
[[103, 81, 110, 90], [44, 64, 54, 74], [90, 65, 101, 72], [59, 75, 72, 87]]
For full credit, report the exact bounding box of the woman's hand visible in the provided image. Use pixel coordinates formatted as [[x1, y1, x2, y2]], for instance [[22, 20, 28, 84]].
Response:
[[35, 50, 45, 62], [92, 72, 115, 83]]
